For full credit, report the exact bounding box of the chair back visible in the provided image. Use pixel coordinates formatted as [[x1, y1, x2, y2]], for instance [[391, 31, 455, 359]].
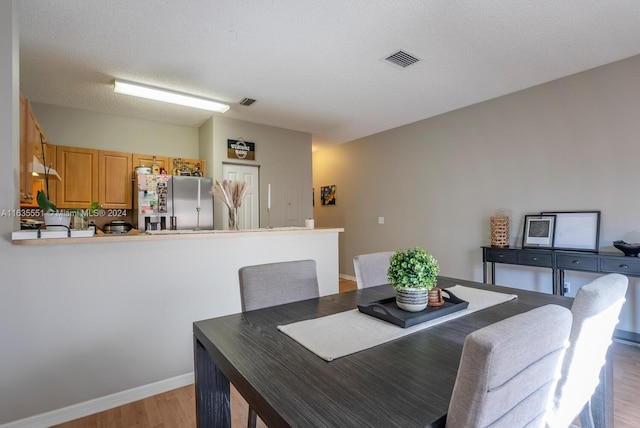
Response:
[[238, 259, 319, 312], [353, 251, 394, 288], [446, 304, 572, 428], [546, 273, 628, 428]]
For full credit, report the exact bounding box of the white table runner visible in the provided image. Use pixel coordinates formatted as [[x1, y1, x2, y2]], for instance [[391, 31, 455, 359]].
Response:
[[277, 285, 517, 361]]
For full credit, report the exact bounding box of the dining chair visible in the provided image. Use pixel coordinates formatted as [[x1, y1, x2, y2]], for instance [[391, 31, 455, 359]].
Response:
[[446, 304, 572, 428], [546, 273, 628, 428], [238, 259, 320, 428], [353, 251, 394, 288]]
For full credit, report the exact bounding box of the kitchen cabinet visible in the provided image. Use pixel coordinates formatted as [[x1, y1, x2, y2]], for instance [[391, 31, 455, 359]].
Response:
[[133, 153, 168, 175], [20, 95, 57, 207], [168, 157, 206, 176], [99, 150, 133, 209], [56, 146, 99, 208]]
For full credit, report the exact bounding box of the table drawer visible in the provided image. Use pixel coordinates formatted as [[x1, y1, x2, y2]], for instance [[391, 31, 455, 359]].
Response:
[[517, 252, 553, 268], [601, 258, 640, 276], [556, 254, 598, 272], [485, 249, 518, 264]]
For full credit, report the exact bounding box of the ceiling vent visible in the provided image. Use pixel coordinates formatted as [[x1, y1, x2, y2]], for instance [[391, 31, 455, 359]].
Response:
[[239, 97, 256, 106], [384, 50, 420, 68]]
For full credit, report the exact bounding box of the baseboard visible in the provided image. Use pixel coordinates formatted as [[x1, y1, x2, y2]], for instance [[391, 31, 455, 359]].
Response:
[[0, 372, 194, 428], [614, 329, 640, 345], [340, 273, 356, 281]]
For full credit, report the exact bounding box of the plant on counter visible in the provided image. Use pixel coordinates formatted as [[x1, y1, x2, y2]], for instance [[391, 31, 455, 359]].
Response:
[[36, 189, 57, 213], [67, 201, 101, 230], [387, 247, 440, 291], [210, 179, 248, 230], [35, 132, 58, 213]]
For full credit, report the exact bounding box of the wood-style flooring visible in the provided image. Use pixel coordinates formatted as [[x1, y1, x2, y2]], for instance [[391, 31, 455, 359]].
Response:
[[53, 278, 640, 428]]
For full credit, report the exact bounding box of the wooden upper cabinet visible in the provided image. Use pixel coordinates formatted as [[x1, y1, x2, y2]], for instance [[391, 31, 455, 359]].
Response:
[[20, 95, 57, 207], [132, 153, 169, 175], [99, 150, 133, 209], [56, 146, 99, 208], [19, 94, 32, 205]]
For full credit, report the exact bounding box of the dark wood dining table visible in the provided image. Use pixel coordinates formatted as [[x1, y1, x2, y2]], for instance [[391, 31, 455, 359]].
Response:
[[193, 276, 611, 428]]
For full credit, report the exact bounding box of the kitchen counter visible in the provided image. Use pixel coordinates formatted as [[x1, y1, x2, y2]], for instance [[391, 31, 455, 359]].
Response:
[[11, 227, 343, 245]]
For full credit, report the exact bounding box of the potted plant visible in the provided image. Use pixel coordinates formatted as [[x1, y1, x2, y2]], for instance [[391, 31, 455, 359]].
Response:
[[35, 142, 71, 230], [387, 247, 440, 312]]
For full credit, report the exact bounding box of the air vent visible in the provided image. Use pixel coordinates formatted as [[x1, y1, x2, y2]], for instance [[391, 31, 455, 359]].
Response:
[[239, 97, 256, 106], [384, 50, 420, 68]]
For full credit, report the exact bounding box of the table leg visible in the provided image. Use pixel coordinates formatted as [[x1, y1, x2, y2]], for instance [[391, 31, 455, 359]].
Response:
[[491, 262, 496, 285], [483, 262, 487, 283], [555, 269, 564, 296], [194, 337, 231, 428]]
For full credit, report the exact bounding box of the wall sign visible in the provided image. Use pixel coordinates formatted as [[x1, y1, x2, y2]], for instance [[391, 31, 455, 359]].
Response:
[[227, 139, 255, 160]]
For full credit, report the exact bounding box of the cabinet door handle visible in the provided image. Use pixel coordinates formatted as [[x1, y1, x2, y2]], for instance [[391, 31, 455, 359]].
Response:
[[531, 257, 538, 261], [572, 260, 581, 264], [498, 254, 504, 258], [620, 264, 629, 269]]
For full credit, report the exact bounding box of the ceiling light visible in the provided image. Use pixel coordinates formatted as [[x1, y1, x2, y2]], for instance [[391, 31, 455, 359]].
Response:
[[113, 79, 230, 113]]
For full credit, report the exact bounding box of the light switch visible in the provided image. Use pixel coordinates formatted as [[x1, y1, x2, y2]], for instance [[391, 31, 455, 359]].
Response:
[[378, 216, 384, 224]]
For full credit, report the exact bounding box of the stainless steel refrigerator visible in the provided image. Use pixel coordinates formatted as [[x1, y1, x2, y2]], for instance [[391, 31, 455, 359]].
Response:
[[136, 174, 214, 231]]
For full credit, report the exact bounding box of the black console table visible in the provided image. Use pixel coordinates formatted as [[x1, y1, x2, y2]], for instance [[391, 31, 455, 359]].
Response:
[[482, 246, 640, 295]]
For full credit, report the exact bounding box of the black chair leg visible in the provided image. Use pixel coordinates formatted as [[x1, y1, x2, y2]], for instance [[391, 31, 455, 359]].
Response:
[[579, 400, 595, 428], [248, 407, 257, 428]]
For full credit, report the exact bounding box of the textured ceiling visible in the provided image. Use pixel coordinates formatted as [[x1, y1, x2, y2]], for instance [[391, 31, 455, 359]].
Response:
[[17, 1, 640, 150]]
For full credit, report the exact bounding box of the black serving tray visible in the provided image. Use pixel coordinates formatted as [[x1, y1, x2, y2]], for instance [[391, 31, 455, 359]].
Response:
[[357, 289, 469, 328]]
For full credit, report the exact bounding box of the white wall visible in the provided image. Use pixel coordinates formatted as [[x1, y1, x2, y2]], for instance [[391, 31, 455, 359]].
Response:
[[313, 54, 640, 336], [30, 102, 200, 158], [207, 116, 313, 229]]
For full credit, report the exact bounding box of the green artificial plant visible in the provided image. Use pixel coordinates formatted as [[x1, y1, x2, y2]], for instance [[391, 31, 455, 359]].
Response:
[[387, 247, 440, 291], [35, 133, 58, 213]]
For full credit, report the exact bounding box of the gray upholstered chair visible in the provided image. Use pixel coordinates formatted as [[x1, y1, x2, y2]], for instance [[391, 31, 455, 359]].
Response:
[[446, 304, 572, 428], [353, 251, 394, 288], [238, 259, 320, 427], [546, 273, 628, 428]]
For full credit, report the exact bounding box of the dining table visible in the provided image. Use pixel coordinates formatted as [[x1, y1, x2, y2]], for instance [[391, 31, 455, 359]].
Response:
[[193, 276, 612, 428]]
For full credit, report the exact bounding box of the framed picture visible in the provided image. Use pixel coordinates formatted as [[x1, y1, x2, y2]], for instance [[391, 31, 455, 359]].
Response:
[[321, 185, 336, 206], [522, 215, 556, 248], [541, 211, 600, 252]]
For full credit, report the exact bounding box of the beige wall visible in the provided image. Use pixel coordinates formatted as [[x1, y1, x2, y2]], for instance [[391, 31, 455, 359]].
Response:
[[30, 102, 200, 158], [314, 54, 640, 334], [208, 116, 313, 229]]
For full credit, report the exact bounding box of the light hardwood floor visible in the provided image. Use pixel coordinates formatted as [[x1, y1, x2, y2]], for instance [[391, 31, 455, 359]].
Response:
[[54, 279, 640, 428]]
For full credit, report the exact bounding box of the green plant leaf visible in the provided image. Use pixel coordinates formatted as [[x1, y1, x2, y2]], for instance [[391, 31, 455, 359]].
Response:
[[36, 190, 58, 212]]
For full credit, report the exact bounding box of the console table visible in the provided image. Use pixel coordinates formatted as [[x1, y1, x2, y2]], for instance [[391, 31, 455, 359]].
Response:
[[482, 246, 640, 295]]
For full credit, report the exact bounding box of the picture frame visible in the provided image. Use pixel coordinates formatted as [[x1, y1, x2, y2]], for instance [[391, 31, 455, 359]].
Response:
[[320, 185, 336, 206], [541, 211, 600, 252], [522, 215, 556, 248]]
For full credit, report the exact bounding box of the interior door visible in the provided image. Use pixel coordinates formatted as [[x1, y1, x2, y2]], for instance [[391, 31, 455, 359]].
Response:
[[221, 163, 259, 229]]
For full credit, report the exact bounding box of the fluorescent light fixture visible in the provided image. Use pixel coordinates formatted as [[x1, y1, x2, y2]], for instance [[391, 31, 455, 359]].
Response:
[[113, 79, 230, 113], [32, 155, 61, 180]]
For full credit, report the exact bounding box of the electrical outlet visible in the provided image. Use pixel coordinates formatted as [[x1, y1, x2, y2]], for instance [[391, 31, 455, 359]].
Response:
[[564, 282, 570, 294]]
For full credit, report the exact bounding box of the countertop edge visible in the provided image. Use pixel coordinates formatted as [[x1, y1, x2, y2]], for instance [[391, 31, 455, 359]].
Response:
[[11, 227, 345, 245]]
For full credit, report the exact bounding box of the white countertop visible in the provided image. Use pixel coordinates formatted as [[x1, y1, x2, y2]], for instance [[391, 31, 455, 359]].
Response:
[[11, 227, 344, 245]]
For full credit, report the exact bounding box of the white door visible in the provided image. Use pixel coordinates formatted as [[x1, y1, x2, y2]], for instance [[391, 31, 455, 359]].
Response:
[[222, 163, 259, 230]]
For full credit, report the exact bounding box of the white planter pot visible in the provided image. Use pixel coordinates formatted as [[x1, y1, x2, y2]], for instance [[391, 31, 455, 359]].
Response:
[[44, 212, 71, 231], [395, 287, 428, 312]]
